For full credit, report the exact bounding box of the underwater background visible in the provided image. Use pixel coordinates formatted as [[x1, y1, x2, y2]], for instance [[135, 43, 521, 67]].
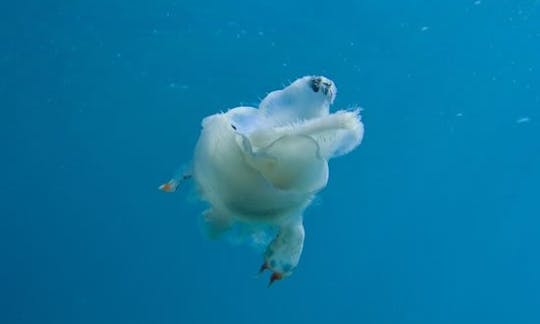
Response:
[[3, 0, 540, 323]]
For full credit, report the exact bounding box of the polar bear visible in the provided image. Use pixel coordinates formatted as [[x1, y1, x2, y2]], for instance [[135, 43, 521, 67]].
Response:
[[160, 76, 364, 285]]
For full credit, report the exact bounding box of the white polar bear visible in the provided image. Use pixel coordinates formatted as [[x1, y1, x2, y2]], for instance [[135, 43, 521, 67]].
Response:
[[160, 76, 364, 285]]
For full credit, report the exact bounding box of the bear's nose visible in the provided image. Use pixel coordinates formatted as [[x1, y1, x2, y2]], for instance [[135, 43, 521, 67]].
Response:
[[310, 77, 322, 93], [310, 76, 333, 96]]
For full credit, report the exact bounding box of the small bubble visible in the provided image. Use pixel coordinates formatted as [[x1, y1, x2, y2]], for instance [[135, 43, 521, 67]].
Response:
[[516, 117, 531, 124]]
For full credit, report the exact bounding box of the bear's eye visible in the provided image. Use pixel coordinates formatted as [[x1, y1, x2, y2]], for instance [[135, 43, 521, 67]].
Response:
[[231, 124, 237, 130]]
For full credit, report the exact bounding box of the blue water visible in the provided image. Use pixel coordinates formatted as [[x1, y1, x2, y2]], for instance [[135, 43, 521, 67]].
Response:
[[3, 1, 540, 323]]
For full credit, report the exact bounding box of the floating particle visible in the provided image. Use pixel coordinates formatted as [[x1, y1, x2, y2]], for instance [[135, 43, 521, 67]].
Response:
[[516, 117, 531, 124]]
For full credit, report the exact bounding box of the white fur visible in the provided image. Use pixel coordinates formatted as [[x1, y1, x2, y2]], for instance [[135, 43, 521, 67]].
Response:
[[181, 76, 363, 280]]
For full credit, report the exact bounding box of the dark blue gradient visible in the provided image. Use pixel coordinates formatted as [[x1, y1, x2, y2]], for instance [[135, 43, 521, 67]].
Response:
[[3, 1, 539, 323]]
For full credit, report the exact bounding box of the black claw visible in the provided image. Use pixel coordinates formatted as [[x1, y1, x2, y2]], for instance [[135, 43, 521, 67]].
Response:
[[268, 272, 283, 287], [259, 262, 269, 273]]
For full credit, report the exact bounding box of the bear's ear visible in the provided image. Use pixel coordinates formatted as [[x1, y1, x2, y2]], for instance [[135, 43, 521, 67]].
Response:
[[227, 106, 262, 136]]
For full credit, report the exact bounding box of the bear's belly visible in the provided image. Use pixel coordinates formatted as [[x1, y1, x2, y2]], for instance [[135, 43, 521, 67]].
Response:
[[193, 121, 311, 222]]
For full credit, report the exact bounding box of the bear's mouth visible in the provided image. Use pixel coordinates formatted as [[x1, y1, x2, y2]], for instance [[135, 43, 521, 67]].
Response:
[[310, 76, 333, 97]]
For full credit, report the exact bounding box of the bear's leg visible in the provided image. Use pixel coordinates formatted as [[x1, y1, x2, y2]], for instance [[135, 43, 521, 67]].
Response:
[[260, 220, 305, 286]]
